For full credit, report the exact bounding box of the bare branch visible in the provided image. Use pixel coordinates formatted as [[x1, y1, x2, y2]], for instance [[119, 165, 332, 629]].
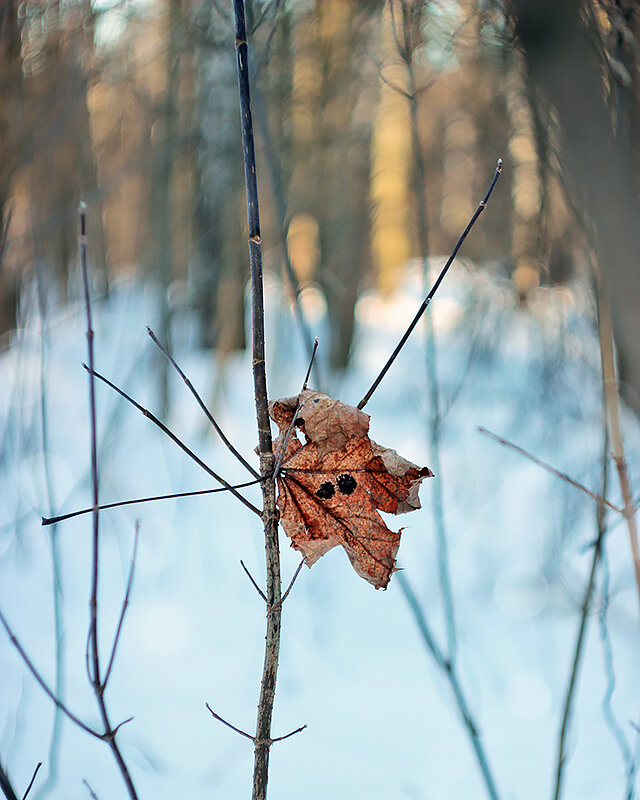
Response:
[[104, 523, 140, 688], [270, 724, 307, 743], [206, 703, 254, 741], [273, 340, 321, 478], [379, 69, 412, 99], [596, 273, 640, 608], [302, 339, 319, 392], [388, 0, 458, 663], [552, 422, 609, 800], [479, 427, 623, 514], [21, 762, 42, 800], [357, 159, 502, 410], [82, 779, 100, 800], [249, 49, 322, 388], [396, 571, 501, 800], [240, 560, 267, 602], [84, 365, 261, 516], [597, 553, 636, 796], [0, 760, 20, 800], [146, 326, 260, 479], [42, 476, 265, 526], [0, 608, 102, 740], [79, 204, 140, 800], [233, 5, 282, 800], [280, 558, 306, 605], [80, 201, 102, 698]]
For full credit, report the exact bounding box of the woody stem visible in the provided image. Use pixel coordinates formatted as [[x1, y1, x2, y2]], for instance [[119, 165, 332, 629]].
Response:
[[233, 3, 282, 800]]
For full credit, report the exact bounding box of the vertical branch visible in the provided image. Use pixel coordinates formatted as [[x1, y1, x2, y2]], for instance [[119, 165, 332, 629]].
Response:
[[598, 550, 637, 796], [79, 205, 139, 800], [390, 0, 457, 662], [33, 244, 64, 793], [396, 572, 501, 800], [81, 202, 101, 698], [0, 759, 20, 800], [596, 274, 640, 609], [551, 416, 609, 800], [232, 4, 282, 800], [153, 0, 182, 418], [251, 82, 323, 390]]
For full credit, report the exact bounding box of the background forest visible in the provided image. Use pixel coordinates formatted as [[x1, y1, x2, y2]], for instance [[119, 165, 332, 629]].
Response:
[[1, 1, 640, 799]]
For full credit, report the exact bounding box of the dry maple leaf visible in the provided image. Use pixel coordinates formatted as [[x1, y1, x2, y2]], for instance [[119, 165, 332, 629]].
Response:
[[269, 389, 433, 589]]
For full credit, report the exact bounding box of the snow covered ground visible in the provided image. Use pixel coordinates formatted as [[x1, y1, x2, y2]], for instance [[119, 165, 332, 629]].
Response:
[[1, 260, 639, 799]]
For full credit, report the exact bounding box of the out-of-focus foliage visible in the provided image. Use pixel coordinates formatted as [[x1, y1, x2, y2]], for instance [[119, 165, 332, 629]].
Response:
[[0, 0, 637, 369]]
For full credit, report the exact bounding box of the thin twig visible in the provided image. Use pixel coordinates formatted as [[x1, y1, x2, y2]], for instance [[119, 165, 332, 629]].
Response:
[[146, 326, 260, 478], [551, 421, 609, 800], [35, 235, 65, 794], [379, 68, 412, 98], [280, 558, 306, 605], [84, 365, 261, 516], [250, 77, 323, 390], [396, 571, 501, 800], [82, 779, 100, 800], [0, 760, 20, 800], [479, 427, 623, 514], [21, 762, 41, 800], [597, 551, 637, 796], [272, 340, 320, 478], [390, 0, 457, 663], [79, 204, 139, 800], [302, 339, 319, 392], [270, 724, 307, 743], [206, 703, 254, 741], [596, 271, 640, 610], [104, 523, 140, 688], [42, 477, 265, 526], [81, 201, 102, 700], [250, 0, 282, 34], [357, 158, 502, 410], [0, 608, 102, 740], [241, 560, 267, 602], [205, 703, 305, 745], [233, 4, 282, 799]]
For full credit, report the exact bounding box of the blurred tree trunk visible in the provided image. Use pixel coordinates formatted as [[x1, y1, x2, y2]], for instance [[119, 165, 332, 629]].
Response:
[[0, 0, 22, 335], [291, 0, 379, 371], [151, 0, 182, 416], [18, 0, 108, 306], [192, 6, 246, 353], [507, 0, 640, 413]]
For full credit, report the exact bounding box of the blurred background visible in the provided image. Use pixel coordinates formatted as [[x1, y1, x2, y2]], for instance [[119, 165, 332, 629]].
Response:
[[0, 0, 608, 374], [1, 1, 640, 799]]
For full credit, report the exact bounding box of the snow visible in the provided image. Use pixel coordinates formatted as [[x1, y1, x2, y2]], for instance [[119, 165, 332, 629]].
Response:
[[1, 262, 639, 799]]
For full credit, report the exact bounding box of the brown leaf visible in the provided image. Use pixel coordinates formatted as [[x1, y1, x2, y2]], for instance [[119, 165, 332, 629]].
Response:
[[269, 390, 433, 589]]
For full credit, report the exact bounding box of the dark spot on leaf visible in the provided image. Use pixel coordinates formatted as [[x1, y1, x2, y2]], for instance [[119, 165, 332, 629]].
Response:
[[337, 473, 357, 495], [315, 481, 335, 499]]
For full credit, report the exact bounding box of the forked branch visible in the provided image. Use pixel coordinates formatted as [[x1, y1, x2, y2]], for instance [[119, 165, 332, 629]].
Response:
[[79, 204, 140, 800]]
